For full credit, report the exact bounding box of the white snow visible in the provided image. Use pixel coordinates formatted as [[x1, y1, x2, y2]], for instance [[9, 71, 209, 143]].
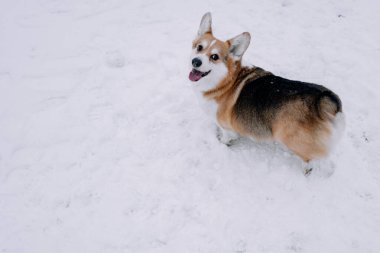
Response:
[[1, 0, 380, 252]]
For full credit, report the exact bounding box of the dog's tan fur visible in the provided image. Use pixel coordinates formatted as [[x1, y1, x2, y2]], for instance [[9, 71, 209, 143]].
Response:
[[271, 101, 332, 161]]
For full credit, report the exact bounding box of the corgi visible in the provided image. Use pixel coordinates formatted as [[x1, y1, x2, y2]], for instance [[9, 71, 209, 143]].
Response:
[[189, 12, 344, 174]]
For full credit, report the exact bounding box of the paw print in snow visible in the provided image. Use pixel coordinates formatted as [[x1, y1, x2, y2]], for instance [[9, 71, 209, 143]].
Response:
[[105, 50, 125, 68]]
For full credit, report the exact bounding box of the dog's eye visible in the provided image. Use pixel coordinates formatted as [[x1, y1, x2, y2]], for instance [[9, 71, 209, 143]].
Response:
[[197, 45, 203, 52], [210, 54, 219, 61]]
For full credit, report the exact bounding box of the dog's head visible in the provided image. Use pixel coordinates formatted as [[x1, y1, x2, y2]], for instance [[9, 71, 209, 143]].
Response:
[[189, 12, 251, 92]]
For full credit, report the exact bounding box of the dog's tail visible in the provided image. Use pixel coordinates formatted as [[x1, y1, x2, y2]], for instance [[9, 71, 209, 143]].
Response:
[[315, 90, 345, 152], [316, 90, 342, 120]]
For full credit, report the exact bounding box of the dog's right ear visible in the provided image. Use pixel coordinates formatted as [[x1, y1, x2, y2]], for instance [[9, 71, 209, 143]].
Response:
[[197, 12, 212, 37]]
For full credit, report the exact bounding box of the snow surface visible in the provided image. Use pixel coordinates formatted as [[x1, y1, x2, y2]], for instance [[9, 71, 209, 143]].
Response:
[[1, 0, 380, 252]]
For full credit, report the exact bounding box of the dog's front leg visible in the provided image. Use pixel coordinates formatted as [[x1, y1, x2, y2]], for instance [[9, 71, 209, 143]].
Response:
[[217, 126, 239, 146]]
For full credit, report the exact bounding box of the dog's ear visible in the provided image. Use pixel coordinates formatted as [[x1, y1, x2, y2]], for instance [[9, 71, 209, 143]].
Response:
[[197, 12, 212, 37], [227, 32, 251, 61]]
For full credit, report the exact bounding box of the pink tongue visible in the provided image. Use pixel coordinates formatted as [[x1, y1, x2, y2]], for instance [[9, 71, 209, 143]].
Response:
[[189, 70, 203, 82]]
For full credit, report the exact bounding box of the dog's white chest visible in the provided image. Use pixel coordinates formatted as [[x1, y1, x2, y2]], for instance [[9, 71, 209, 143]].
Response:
[[193, 89, 218, 120], [199, 96, 218, 118]]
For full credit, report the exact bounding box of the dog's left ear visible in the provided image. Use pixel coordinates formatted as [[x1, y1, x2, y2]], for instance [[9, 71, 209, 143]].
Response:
[[227, 32, 251, 61], [198, 12, 212, 37]]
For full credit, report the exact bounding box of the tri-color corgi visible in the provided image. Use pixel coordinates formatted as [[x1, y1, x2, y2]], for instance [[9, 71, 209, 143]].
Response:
[[189, 12, 344, 174]]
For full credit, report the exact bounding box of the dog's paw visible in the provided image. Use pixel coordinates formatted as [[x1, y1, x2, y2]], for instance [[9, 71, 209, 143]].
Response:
[[304, 167, 313, 176], [302, 160, 335, 178], [219, 136, 235, 146], [216, 127, 239, 146]]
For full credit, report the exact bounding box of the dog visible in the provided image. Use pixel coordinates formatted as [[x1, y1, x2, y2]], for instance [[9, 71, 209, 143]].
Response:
[[189, 12, 344, 174]]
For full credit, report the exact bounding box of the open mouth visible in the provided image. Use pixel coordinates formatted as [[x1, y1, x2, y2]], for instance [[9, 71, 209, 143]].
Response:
[[189, 69, 211, 82]]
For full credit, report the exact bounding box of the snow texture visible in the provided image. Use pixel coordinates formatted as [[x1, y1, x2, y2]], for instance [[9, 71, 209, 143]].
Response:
[[1, 0, 380, 252]]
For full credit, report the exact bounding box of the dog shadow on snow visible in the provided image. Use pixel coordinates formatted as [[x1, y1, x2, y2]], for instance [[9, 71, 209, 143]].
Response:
[[222, 133, 336, 178]]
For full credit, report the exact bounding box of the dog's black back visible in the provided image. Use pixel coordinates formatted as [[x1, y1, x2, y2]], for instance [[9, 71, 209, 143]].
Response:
[[233, 73, 342, 137]]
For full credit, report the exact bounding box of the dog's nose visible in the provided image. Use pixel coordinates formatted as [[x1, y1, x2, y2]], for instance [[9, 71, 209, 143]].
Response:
[[192, 58, 202, 68]]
